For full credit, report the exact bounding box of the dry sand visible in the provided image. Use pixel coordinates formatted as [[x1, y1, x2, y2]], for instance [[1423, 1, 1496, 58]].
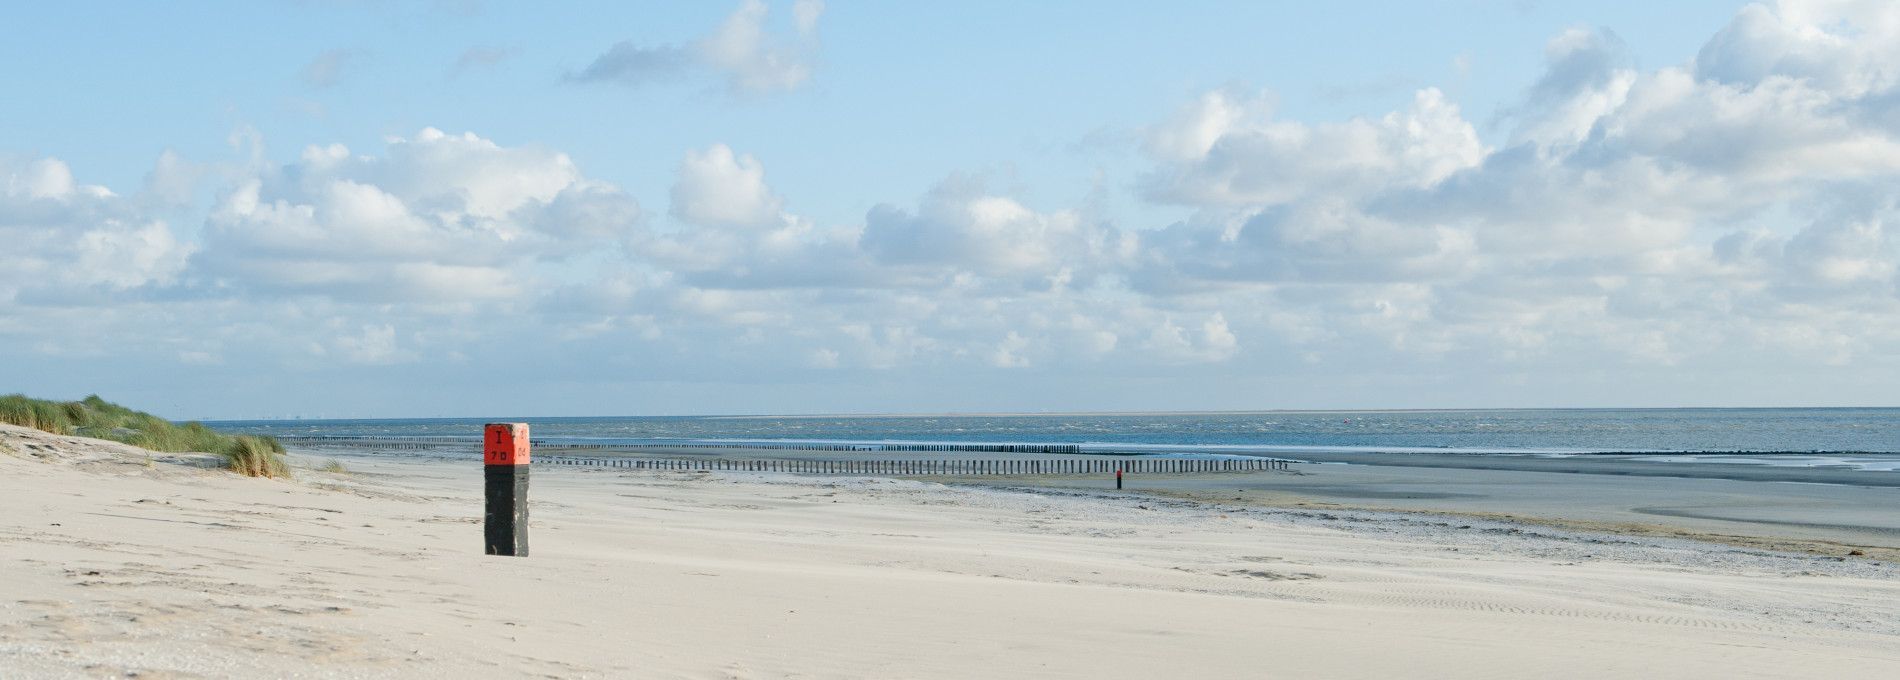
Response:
[[3, 422, 1898, 678]]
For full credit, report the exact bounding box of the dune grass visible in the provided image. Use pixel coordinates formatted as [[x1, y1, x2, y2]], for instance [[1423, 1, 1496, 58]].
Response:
[[225, 435, 292, 478], [0, 394, 289, 478]]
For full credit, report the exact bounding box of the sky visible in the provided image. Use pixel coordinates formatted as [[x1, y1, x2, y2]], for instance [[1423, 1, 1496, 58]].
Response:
[[3, 1, 1898, 419]]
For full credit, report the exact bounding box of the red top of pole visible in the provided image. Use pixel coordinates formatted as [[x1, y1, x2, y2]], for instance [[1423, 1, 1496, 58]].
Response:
[[484, 423, 531, 465]]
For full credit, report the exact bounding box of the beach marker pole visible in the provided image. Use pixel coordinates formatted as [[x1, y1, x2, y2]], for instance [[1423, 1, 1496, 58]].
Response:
[[483, 422, 531, 557]]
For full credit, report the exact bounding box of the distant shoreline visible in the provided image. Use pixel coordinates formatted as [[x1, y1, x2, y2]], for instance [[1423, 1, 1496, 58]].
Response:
[[199, 404, 1900, 423]]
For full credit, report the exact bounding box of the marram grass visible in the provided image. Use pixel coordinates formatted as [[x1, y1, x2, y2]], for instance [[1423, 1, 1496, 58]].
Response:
[[225, 435, 291, 479], [0, 394, 288, 478]]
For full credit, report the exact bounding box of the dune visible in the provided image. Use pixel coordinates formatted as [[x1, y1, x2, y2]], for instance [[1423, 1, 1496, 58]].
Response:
[[2, 422, 1897, 678]]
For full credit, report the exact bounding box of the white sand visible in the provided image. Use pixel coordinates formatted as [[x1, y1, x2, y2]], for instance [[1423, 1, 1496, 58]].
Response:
[[3, 422, 1898, 679]]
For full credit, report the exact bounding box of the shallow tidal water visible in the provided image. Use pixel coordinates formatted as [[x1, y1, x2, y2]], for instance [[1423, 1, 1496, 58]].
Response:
[[213, 407, 1900, 457]]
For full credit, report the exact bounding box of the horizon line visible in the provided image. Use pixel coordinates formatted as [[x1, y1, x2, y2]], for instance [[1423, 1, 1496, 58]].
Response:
[[197, 404, 1900, 423]]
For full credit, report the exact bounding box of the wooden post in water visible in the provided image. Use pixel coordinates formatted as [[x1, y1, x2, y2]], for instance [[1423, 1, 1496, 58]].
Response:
[[483, 423, 531, 557]]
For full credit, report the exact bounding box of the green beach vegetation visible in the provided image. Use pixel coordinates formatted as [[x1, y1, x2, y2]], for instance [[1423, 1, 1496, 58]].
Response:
[[0, 394, 289, 478]]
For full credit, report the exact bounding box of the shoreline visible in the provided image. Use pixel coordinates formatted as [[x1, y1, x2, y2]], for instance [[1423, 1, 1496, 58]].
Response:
[[204, 405, 1899, 422], [286, 440, 1900, 481], [296, 442, 1900, 561], [1270, 448, 1900, 486]]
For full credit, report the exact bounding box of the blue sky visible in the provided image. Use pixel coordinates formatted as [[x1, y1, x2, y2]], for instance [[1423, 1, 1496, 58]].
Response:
[[10, 1, 1742, 224], [4, 1, 1898, 418]]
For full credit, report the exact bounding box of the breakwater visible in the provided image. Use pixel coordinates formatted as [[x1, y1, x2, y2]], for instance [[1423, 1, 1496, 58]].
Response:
[[277, 435, 1087, 454], [539, 456, 1293, 475]]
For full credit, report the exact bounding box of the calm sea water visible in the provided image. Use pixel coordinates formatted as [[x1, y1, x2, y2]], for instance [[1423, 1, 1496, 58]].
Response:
[[210, 408, 1900, 454]]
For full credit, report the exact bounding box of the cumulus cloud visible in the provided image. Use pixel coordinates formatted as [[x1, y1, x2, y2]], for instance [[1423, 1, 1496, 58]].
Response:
[[697, 0, 820, 92], [1117, 0, 1900, 373], [1128, 202, 1475, 293], [570, 0, 822, 94], [334, 324, 402, 364], [859, 177, 1132, 282], [0, 155, 193, 305], [140, 149, 205, 207], [1694, 0, 1900, 97], [670, 144, 785, 229], [1143, 313, 1239, 364], [1141, 87, 1486, 207], [194, 128, 639, 303], [650, 149, 1138, 295], [1503, 27, 1636, 149]]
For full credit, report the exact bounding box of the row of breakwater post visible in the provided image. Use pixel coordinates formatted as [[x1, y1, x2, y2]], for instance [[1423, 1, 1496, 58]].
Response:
[[276, 435, 1085, 455], [538, 456, 1294, 474], [274, 435, 1297, 473]]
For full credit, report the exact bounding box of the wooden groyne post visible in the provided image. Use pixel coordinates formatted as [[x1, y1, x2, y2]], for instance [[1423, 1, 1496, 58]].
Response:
[[484, 422, 531, 557], [534, 453, 1300, 477]]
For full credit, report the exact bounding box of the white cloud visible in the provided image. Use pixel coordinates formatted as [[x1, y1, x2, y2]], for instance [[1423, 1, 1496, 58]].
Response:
[[1121, 0, 1900, 374], [334, 324, 402, 364], [1694, 0, 1900, 97], [670, 144, 785, 229], [4, 155, 79, 198], [141, 149, 205, 207], [653, 150, 1137, 295], [698, 0, 817, 93], [859, 177, 1130, 282], [1142, 87, 1486, 207], [989, 331, 1031, 368], [1143, 313, 1240, 364], [195, 128, 638, 303], [1, 155, 193, 305], [1505, 27, 1636, 149]]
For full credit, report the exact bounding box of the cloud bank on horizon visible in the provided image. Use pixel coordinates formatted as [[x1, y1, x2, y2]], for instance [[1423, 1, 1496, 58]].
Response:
[[2, 1, 1897, 417]]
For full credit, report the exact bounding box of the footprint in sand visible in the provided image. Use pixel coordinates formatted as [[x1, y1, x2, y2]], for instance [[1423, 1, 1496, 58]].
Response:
[[1229, 569, 1323, 581]]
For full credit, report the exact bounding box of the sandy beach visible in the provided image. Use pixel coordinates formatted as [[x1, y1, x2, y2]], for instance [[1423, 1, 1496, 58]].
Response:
[[4, 423, 1898, 678]]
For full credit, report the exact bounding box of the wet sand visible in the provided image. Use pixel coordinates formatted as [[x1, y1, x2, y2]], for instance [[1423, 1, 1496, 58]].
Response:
[[984, 463, 1900, 562], [452, 443, 1900, 561]]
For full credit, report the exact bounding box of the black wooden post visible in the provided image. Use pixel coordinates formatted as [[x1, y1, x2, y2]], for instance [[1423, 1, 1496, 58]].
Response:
[[483, 422, 531, 557]]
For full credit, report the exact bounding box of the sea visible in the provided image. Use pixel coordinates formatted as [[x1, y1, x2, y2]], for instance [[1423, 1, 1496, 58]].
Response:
[[208, 408, 1900, 471]]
